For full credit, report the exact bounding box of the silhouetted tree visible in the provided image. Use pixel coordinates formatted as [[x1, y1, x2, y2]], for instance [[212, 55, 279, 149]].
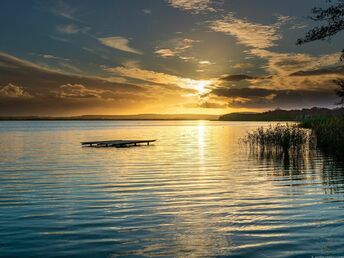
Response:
[[297, 0, 344, 105], [297, 0, 344, 60], [334, 79, 344, 104]]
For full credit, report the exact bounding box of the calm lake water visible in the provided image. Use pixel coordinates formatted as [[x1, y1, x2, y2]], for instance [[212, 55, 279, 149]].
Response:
[[1, 121, 344, 258]]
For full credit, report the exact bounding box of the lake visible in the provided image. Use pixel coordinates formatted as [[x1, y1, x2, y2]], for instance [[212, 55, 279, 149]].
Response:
[[0, 121, 344, 257]]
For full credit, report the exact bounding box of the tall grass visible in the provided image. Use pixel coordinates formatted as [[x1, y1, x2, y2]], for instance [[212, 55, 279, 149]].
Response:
[[243, 124, 313, 155], [300, 117, 344, 159]]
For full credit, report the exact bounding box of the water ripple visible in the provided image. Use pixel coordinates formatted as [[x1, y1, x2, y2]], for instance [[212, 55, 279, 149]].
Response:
[[0, 121, 344, 257]]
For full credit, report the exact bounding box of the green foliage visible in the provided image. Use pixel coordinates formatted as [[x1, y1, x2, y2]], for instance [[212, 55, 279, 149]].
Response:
[[243, 124, 313, 155], [300, 116, 344, 159]]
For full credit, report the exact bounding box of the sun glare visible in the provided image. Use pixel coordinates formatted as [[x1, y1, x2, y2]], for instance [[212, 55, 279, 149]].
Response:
[[189, 80, 213, 94]]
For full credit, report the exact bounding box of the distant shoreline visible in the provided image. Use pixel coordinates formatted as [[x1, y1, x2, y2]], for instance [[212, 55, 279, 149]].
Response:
[[0, 118, 219, 121], [0, 114, 219, 121], [2, 108, 344, 121]]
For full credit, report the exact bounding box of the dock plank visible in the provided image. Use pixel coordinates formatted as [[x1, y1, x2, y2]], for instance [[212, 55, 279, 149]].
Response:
[[81, 139, 156, 148]]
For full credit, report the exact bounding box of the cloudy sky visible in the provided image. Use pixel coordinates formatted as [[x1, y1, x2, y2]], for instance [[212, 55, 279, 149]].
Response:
[[1, 0, 344, 116]]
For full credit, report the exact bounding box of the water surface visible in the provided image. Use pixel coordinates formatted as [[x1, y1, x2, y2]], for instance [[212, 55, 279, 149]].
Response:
[[1, 121, 344, 257]]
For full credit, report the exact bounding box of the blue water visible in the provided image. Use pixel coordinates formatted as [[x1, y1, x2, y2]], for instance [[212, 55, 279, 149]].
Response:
[[0, 121, 344, 257]]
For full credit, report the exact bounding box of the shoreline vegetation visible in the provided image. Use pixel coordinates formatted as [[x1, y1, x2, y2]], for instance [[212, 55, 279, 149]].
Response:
[[219, 107, 344, 121], [242, 124, 314, 158], [300, 117, 344, 159], [233, 108, 344, 160]]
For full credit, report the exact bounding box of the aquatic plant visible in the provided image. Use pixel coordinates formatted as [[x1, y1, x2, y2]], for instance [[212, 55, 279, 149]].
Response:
[[300, 117, 344, 160], [243, 124, 313, 155]]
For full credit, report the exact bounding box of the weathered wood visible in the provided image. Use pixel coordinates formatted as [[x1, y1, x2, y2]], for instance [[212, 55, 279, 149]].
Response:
[[81, 139, 156, 148]]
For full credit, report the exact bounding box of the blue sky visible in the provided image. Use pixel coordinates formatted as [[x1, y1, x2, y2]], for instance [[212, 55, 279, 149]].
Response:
[[0, 0, 343, 115]]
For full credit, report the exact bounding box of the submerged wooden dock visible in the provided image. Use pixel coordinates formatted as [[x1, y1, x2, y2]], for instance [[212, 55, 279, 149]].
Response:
[[81, 139, 156, 148]]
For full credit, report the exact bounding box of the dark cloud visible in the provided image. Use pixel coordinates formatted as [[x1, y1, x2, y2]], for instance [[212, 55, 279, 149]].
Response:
[[221, 74, 272, 82], [211, 87, 338, 109], [289, 66, 344, 77], [212, 87, 273, 98], [0, 52, 143, 93], [0, 52, 149, 115]]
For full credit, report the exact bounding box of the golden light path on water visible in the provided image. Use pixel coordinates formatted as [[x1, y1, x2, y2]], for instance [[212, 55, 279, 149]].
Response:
[[0, 120, 344, 257]]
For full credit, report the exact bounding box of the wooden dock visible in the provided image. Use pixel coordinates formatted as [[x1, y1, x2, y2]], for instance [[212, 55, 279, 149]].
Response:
[[81, 139, 156, 148]]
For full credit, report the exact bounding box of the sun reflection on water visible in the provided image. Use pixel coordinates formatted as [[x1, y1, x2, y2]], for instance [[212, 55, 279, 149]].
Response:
[[197, 121, 205, 164]]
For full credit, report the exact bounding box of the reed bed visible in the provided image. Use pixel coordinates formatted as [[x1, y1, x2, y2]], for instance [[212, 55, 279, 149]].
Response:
[[300, 117, 344, 159], [243, 124, 314, 155]]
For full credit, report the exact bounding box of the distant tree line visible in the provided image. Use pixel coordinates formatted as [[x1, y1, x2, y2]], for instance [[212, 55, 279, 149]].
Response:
[[219, 107, 344, 121]]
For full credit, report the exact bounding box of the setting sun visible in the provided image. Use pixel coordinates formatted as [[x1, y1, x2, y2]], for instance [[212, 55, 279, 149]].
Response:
[[189, 80, 213, 94]]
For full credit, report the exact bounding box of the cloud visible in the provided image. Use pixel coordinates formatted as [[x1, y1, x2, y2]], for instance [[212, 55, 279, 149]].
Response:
[[0, 52, 206, 116], [232, 63, 254, 69], [0, 84, 31, 98], [207, 12, 342, 99], [220, 74, 272, 82], [104, 66, 213, 92], [142, 9, 152, 14], [275, 15, 294, 26], [121, 60, 141, 69], [249, 49, 341, 76], [58, 83, 113, 99], [49, 35, 70, 43], [210, 86, 338, 109], [209, 15, 281, 49], [290, 23, 308, 30], [0, 52, 151, 115], [198, 101, 227, 109], [59, 62, 83, 74], [0, 52, 143, 93], [51, 1, 79, 21], [98, 36, 142, 55], [155, 49, 177, 57], [222, 74, 258, 81], [155, 38, 198, 60], [289, 66, 344, 77], [167, 0, 215, 13], [57, 24, 89, 34], [235, 49, 343, 92], [199, 60, 215, 65], [105, 66, 189, 86], [210, 49, 343, 108], [38, 54, 71, 62]]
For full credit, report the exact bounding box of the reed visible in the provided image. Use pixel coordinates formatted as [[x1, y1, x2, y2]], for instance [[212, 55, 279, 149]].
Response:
[[243, 124, 313, 155], [300, 117, 344, 159]]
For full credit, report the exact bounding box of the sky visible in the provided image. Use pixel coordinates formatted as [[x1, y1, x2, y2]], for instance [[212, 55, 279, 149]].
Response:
[[1, 0, 344, 116]]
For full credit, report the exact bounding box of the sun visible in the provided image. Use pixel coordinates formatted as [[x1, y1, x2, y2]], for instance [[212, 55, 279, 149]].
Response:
[[190, 80, 213, 94]]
